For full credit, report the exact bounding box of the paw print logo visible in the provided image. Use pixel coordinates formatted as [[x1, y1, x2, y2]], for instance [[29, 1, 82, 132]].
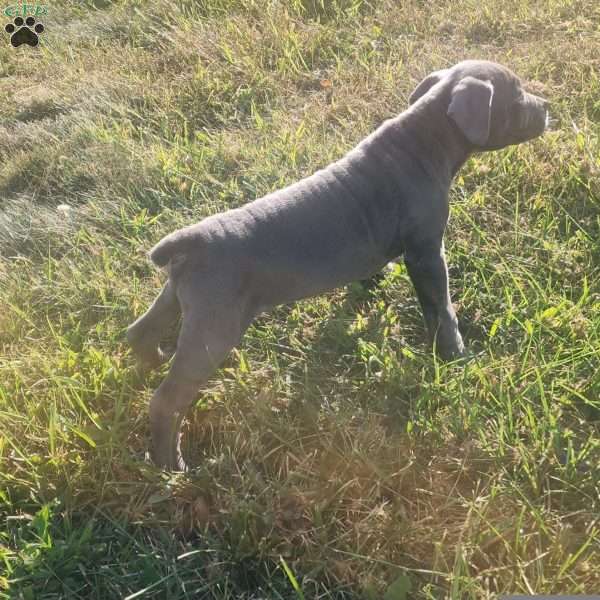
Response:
[[5, 16, 44, 47]]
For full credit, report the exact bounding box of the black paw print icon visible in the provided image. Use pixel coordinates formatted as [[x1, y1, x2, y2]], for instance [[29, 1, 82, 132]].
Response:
[[5, 16, 44, 47]]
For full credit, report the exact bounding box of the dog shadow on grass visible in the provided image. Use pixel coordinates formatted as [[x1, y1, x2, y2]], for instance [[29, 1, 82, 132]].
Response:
[[126, 266, 490, 471], [178, 271, 446, 460]]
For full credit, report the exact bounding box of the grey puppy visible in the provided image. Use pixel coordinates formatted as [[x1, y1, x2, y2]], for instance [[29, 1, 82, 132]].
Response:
[[128, 60, 549, 470]]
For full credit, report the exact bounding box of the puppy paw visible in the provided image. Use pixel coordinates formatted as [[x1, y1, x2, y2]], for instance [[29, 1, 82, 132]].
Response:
[[135, 347, 173, 373], [437, 345, 466, 361], [151, 443, 188, 472], [435, 325, 466, 361], [150, 411, 189, 472], [127, 325, 172, 371]]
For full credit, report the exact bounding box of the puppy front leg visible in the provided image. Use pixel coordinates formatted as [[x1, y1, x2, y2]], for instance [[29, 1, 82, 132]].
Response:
[[404, 240, 465, 359]]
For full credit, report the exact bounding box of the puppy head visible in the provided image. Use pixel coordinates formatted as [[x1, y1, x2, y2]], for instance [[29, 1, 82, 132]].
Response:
[[409, 60, 549, 150]]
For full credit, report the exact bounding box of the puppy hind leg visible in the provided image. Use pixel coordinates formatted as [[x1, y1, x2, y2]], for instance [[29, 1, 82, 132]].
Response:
[[127, 279, 180, 369], [149, 308, 246, 471]]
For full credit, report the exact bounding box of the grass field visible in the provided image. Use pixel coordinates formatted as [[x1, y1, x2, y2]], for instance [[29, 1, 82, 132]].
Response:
[[1, 0, 599, 598]]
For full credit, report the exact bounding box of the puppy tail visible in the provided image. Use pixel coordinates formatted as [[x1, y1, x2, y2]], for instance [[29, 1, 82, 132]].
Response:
[[149, 225, 199, 268]]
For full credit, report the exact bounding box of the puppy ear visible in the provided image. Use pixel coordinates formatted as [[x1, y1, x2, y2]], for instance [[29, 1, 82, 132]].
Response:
[[447, 76, 494, 146], [409, 69, 449, 105]]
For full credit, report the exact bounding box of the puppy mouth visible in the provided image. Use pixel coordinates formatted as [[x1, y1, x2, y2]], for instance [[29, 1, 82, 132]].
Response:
[[517, 92, 550, 137], [520, 106, 549, 139], [544, 109, 558, 131], [532, 111, 547, 136], [491, 110, 547, 149], [536, 107, 550, 135]]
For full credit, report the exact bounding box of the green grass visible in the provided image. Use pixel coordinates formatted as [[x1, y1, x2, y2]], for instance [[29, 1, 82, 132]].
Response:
[[1, 0, 599, 597]]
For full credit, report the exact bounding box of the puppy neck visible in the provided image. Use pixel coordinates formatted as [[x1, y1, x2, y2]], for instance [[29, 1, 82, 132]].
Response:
[[387, 98, 471, 185]]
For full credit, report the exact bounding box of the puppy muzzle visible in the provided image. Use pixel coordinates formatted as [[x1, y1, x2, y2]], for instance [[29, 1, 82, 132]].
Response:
[[525, 93, 549, 137]]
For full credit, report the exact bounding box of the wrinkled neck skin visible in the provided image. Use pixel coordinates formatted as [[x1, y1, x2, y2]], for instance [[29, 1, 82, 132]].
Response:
[[364, 86, 474, 189], [335, 89, 472, 258], [393, 88, 472, 183]]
